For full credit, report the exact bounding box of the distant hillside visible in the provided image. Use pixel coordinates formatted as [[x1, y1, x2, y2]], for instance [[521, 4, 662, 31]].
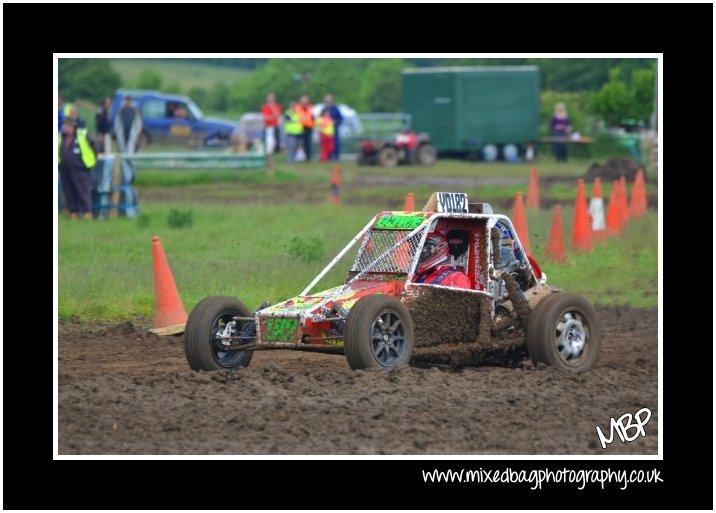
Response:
[[110, 58, 253, 92]]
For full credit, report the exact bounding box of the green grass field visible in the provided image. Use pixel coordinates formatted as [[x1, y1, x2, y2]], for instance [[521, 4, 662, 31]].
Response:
[[110, 58, 251, 92], [58, 158, 658, 321]]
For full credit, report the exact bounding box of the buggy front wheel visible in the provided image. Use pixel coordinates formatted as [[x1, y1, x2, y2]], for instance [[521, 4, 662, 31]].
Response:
[[527, 293, 601, 373], [184, 296, 255, 371], [343, 295, 414, 370]]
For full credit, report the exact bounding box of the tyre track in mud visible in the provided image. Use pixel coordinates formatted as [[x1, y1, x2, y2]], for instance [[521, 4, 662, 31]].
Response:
[[58, 307, 658, 455]]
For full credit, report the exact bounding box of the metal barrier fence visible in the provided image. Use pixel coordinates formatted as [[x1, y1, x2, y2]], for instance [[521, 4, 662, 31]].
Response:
[[119, 151, 266, 169]]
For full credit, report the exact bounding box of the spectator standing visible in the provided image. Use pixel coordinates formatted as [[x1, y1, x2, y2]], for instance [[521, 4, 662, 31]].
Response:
[[60, 103, 85, 129], [114, 95, 143, 154], [317, 109, 335, 162], [323, 94, 343, 160], [283, 103, 304, 163], [59, 116, 97, 220], [295, 95, 314, 162], [95, 96, 112, 154], [261, 93, 282, 155], [550, 102, 572, 162]]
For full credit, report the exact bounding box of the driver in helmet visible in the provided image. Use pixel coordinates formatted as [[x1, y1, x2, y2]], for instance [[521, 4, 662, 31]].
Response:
[[414, 232, 472, 289]]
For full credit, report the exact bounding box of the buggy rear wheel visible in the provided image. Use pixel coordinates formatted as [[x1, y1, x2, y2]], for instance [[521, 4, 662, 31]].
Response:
[[184, 296, 255, 371], [344, 295, 414, 370]]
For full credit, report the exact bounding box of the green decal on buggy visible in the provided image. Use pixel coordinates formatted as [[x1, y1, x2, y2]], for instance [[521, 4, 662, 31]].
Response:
[[265, 318, 299, 341], [374, 214, 425, 230]]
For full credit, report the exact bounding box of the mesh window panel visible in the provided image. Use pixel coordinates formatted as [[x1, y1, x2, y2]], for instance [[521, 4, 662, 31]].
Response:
[[350, 230, 423, 279]]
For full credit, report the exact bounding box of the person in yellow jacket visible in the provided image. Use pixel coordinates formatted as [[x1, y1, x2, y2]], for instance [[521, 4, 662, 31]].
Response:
[[318, 109, 335, 162], [294, 95, 314, 162], [59, 116, 97, 219], [283, 104, 304, 162]]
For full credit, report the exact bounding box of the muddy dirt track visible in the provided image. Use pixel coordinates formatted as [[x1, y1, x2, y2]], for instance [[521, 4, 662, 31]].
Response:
[[59, 307, 658, 455]]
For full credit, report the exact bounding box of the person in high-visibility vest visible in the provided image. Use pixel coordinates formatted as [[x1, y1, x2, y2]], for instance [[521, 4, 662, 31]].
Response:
[[294, 95, 314, 162], [318, 109, 335, 162], [59, 101, 86, 131], [283, 104, 304, 162], [59, 116, 97, 220]]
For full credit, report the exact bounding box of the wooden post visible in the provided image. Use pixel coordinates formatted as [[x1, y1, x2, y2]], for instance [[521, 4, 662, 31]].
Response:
[[266, 153, 275, 178], [110, 154, 122, 218]]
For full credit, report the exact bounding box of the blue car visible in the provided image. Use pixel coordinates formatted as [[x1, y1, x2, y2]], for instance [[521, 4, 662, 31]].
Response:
[[110, 89, 239, 148]]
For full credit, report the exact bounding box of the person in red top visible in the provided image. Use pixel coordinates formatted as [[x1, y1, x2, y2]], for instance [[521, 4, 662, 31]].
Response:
[[261, 93, 282, 155], [414, 232, 472, 289]]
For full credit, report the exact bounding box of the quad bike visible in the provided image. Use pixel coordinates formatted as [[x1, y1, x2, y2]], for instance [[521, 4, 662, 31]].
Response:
[[356, 132, 437, 167]]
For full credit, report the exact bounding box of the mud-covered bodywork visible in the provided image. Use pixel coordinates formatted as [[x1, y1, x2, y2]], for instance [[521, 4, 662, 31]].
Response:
[[250, 205, 542, 352], [256, 279, 405, 346]]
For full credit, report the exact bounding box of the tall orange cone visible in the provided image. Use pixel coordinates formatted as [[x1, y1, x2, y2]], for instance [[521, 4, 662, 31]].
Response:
[[618, 175, 629, 227], [588, 177, 606, 239], [330, 164, 341, 205], [630, 168, 647, 217], [546, 205, 565, 263], [404, 192, 415, 211], [526, 167, 540, 209], [605, 180, 621, 236], [150, 236, 188, 336], [571, 178, 592, 251], [512, 191, 530, 254]]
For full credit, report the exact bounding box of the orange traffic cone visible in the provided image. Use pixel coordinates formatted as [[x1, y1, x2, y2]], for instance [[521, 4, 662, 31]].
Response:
[[546, 205, 565, 263], [589, 177, 606, 239], [404, 192, 415, 211], [330, 164, 341, 205], [571, 178, 592, 251], [630, 168, 647, 217], [618, 175, 629, 227], [605, 180, 621, 236], [150, 236, 188, 335], [526, 167, 540, 209], [512, 191, 530, 254]]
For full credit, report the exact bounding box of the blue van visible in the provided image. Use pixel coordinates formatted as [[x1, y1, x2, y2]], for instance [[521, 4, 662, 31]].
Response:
[[110, 89, 239, 148]]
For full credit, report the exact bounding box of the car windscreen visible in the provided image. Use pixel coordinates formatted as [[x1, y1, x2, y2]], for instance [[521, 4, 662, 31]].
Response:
[[186, 99, 203, 120], [350, 229, 422, 275]]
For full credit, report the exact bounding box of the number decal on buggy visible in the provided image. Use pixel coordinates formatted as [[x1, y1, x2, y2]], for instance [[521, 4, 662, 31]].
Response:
[[374, 214, 426, 230], [264, 318, 299, 341]]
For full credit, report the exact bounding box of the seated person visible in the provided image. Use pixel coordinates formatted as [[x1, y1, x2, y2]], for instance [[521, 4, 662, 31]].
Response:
[[414, 232, 472, 289]]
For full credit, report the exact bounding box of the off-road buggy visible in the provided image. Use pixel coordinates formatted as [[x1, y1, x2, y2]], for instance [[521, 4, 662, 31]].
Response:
[[184, 192, 600, 373]]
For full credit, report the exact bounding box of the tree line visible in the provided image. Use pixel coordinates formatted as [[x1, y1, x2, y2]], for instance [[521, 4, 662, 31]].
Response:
[[58, 58, 656, 127]]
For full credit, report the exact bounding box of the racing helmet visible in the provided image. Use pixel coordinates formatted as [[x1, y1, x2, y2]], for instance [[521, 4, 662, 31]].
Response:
[[417, 232, 449, 275]]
